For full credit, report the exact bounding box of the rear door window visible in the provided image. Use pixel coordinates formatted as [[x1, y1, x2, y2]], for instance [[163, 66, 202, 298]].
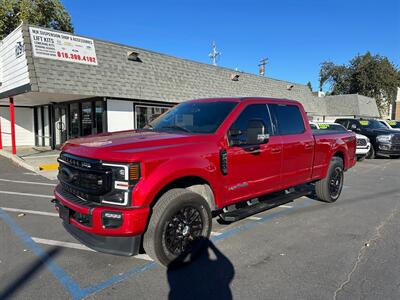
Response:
[[270, 104, 305, 135]]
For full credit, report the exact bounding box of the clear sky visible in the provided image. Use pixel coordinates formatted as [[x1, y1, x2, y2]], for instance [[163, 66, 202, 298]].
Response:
[[62, 0, 399, 91]]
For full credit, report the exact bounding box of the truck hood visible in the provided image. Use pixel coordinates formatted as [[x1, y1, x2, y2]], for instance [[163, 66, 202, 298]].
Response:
[[363, 128, 400, 135], [61, 130, 210, 161]]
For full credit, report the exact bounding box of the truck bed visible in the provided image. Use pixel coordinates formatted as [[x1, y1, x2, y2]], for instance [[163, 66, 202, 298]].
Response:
[[311, 129, 350, 136]]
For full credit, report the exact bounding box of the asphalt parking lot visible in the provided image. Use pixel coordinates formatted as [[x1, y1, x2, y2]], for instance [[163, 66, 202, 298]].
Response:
[[0, 156, 399, 300]]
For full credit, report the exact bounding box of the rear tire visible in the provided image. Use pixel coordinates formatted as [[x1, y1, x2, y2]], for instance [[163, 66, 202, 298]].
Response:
[[315, 157, 344, 203], [143, 188, 212, 267]]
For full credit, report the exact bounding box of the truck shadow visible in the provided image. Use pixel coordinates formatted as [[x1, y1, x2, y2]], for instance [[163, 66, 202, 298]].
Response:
[[167, 237, 234, 300], [0, 247, 61, 300]]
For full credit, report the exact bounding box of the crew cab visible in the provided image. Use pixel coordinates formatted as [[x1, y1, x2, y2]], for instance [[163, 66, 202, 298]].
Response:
[[54, 98, 356, 266], [335, 118, 400, 159], [310, 122, 371, 160]]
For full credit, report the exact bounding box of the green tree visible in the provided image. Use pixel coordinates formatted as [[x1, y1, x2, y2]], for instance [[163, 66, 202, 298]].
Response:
[[319, 52, 400, 116], [306, 81, 313, 92], [0, 0, 73, 39]]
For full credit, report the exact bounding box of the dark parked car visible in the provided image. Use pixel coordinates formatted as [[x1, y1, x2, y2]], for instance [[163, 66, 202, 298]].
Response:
[[335, 118, 400, 159]]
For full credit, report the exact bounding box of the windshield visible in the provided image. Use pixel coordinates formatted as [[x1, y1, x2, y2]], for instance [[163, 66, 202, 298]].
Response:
[[317, 123, 347, 132], [359, 120, 388, 129], [149, 101, 238, 134], [388, 121, 400, 129]]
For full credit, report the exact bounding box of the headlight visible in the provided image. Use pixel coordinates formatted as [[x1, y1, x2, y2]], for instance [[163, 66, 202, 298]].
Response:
[[376, 135, 392, 143], [101, 163, 141, 205], [102, 163, 141, 183]]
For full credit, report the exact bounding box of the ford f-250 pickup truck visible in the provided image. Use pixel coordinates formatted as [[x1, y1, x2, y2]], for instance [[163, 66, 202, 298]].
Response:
[[53, 97, 356, 266]]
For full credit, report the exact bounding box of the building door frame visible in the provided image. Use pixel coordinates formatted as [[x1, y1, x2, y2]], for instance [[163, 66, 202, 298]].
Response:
[[51, 103, 69, 149]]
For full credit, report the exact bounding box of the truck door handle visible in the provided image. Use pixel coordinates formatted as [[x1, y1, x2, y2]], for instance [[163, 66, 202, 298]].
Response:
[[304, 143, 313, 150], [271, 147, 281, 153]]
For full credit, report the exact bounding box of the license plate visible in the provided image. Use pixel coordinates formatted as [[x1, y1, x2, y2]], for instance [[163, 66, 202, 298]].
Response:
[[59, 205, 70, 223]]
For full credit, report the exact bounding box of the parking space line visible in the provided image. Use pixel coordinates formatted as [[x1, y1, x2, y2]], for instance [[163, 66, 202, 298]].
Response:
[[211, 231, 222, 236], [32, 237, 96, 252], [0, 207, 58, 217], [134, 254, 153, 261], [0, 190, 54, 199], [32, 237, 154, 261], [247, 216, 262, 220], [0, 178, 56, 186], [279, 205, 292, 208]]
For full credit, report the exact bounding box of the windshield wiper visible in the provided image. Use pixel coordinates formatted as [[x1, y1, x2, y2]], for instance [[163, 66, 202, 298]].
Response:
[[160, 125, 191, 133]]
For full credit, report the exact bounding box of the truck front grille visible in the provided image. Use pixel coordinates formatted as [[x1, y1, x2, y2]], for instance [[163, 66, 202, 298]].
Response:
[[392, 135, 400, 145], [58, 153, 112, 201], [356, 139, 367, 147]]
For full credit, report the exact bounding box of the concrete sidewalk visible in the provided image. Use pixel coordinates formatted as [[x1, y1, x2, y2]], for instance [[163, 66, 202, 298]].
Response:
[[0, 146, 59, 180]]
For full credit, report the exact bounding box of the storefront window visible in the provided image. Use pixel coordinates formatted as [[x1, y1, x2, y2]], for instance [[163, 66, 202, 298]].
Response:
[[136, 105, 169, 129]]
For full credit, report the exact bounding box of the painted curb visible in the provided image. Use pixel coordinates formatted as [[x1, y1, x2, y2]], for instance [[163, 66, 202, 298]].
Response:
[[39, 163, 59, 171]]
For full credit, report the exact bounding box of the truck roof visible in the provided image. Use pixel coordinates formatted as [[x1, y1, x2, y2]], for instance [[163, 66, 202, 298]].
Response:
[[188, 97, 301, 105]]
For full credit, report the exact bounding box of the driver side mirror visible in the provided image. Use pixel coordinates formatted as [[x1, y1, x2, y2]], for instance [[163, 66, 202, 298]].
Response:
[[229, 119, 269, 146], [350, 124, 361, 132], [246, 119, 269, 145]]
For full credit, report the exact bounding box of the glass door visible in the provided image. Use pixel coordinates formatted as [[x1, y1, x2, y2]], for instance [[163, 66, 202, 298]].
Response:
[[82, 102, 93, 136], [69, 103, 80, 139], [54, 105, 67, 149]]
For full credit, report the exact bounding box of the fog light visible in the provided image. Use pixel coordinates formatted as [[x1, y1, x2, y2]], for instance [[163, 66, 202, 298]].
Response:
[[102, 211, 123, 228], [379, 144, 390, 150]]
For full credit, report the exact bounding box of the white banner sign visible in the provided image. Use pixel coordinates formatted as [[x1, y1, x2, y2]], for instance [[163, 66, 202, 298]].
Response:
[[29, 27, 98, 65]]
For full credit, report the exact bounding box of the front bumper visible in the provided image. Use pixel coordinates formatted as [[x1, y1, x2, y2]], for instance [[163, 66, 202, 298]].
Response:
[[356, 143, 371, 156], [63, 221, 141, 256], [54, 185, 150, 256], [376, 143, 400, 155]]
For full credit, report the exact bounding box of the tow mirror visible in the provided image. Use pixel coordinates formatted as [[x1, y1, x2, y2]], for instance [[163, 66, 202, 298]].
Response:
[[246, 119, 269, 145]]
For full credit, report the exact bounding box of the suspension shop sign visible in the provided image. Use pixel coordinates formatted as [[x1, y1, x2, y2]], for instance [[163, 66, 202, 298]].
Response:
[[29, 27, 98, 65]]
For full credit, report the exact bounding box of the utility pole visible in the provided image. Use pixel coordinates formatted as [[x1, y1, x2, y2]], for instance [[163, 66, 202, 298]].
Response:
[[209, 41, 221, 66], [258, 58, 268, 76]]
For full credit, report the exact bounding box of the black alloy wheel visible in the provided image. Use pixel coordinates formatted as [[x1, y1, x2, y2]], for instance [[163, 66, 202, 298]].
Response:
[[163, 206, 204, 255], [329, 166, 343, 200], [143, 188, 211, 267]]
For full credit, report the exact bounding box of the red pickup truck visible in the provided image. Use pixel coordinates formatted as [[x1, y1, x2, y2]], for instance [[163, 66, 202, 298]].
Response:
[[53, 97, 356, 266]]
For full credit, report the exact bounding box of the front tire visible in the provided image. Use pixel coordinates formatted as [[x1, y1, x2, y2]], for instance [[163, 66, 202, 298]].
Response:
[[315, 157, 344, 203], [143, 188, 212, 267], [365, 146, 375, 159], [357, 155, 366, 162]]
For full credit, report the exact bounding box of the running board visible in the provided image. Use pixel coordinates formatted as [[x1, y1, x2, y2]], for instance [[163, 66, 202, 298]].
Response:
[[220, 190, 311, 222]]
